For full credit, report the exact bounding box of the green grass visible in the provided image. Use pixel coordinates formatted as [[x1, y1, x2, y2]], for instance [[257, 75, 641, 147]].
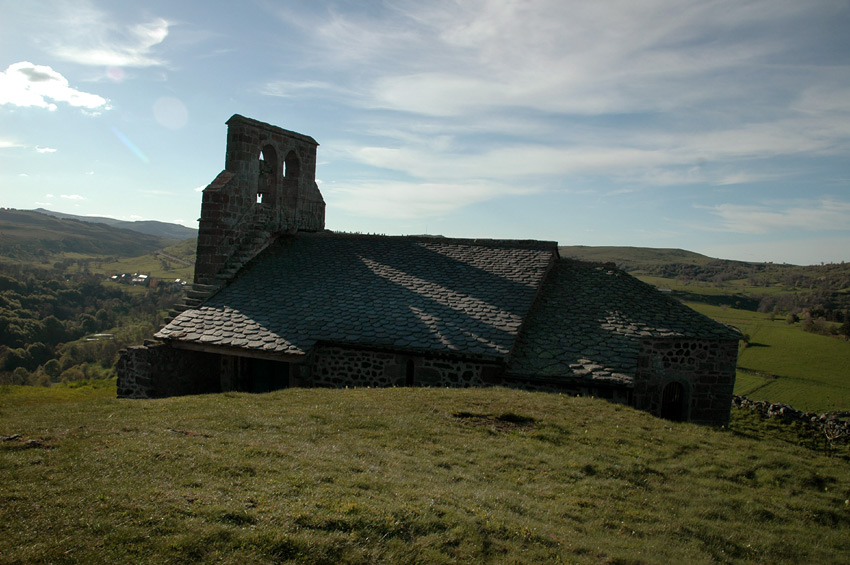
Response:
[[685, 303, 850, 412], [2, 385, 849, 563], [636, 275, 790, 298], [0, 379, 116, 406], [96, 238, 195, 279], [98, 253, 194, 280]]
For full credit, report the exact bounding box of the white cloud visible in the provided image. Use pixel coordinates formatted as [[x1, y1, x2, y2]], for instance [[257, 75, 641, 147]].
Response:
[[260, 80, 338, 98], [194, 185, 207, 192], [35, 146, 57, 153], [287, 0, 850, 183], [326, 180, 539, 219], [0, 62, 110, 111], [61, 194, 85, 200], [49, 7, 170, 68], [702, 200, 850, 234], [0, 139, 24, 149], [298, 0, 815, 118]]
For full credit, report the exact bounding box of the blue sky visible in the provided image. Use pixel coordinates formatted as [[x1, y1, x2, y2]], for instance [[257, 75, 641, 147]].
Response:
[[1, 0, 848, 265]]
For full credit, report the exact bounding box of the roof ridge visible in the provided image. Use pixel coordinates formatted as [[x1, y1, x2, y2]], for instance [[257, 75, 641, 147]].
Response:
[[311, 230, 558, 250]]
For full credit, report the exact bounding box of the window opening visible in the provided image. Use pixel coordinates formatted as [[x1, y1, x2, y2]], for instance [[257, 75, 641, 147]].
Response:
[[257, 146, 277, 206]]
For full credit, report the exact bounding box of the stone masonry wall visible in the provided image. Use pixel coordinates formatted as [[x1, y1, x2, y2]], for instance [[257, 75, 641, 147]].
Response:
[[308, 345, 490, 388], [633, 338, 738, 426], [195, 115, 325, 286], [117, 343, 221, 398]]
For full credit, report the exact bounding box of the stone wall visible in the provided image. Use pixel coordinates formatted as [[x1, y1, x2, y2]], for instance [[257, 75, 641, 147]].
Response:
[[632, 338, 738, 426], [117, 343, 221, 398], [195, 115, 325, 286], [308, 345, 492, 388]]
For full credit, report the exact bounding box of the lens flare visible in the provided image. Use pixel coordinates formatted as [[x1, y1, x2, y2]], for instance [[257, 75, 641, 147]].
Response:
[[106, 66, 125, 82], [111, 126, 149, 164], [153, 97, 188, 130]]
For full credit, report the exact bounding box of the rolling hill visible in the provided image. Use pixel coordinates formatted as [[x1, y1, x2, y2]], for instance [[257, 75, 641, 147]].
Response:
[[558, 245, 715, 269], [0, 208, 182, 261], [33, 208, 196, 240]]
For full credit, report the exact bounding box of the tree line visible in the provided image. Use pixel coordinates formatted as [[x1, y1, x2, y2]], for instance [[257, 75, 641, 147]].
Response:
[[0, 263, 182, 386]]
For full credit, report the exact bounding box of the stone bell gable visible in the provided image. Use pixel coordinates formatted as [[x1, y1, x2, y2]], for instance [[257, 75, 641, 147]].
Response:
[[194, 115, 325, 287]]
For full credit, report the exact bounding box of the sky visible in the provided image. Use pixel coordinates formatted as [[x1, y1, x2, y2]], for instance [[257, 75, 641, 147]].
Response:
[[1, 0, 848, 265]]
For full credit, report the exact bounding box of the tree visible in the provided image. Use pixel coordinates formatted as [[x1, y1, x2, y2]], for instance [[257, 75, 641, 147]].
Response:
[[43, 359, 61, 380], [12, 366, 28, 385]]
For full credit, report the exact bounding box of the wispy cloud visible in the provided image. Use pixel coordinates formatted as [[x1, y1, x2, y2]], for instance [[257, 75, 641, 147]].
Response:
[[0, 62, 110, 111], [266, 0, 850, 209], [0, 139, 25, 149], [326, 180, 539, 219], [702, 200, 850, 234], [61, 194, 85, 200], [47, 3, 170, 68], [259, 80, 339, 98]]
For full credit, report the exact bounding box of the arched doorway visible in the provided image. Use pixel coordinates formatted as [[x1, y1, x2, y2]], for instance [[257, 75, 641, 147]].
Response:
[[660, 381, 687, 422]]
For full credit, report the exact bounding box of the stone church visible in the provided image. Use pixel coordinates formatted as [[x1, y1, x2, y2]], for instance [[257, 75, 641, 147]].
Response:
[[117, 115, 741, 425]]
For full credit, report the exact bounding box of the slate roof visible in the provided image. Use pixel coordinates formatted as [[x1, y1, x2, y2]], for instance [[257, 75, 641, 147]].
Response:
[[156, 232, 556, 360], [507, 259, 742, 385]]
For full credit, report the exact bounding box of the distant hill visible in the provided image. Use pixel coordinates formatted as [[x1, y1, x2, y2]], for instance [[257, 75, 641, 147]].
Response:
[[33, 208, 196, 240], [559, 245, 720, 269], [0, 209, 179, 260], [561, 244, 850, 313]]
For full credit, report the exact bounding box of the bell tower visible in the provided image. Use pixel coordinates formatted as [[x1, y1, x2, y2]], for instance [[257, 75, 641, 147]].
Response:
[[193, 115, 325, 286]]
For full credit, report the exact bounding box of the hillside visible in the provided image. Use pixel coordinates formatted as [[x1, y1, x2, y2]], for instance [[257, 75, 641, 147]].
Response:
[[34, 208, 197, 240], [560, 245, 850, 313], [559, 245, 715, 269], [0, 209, 179, 261], [97, 237, 196, 280], [1, 385, 848, 563]]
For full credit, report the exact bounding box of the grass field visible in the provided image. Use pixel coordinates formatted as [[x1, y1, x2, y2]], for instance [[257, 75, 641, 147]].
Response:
[[1, 384, 849, 564], [96, 238, 195, 280], [684, 303, 850, 412], [636, 275, 791, 298]]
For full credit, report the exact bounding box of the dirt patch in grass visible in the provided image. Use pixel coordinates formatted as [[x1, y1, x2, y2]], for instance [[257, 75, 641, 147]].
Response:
[[451, 411, 537, 432]]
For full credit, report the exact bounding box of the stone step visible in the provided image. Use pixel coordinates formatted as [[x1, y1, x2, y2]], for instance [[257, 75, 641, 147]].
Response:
[[185, 289, 213, 299]]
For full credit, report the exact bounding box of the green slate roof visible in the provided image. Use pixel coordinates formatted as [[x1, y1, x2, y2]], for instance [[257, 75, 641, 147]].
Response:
[[507, 259, 742, 385], [156, 232, 557, 360]]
